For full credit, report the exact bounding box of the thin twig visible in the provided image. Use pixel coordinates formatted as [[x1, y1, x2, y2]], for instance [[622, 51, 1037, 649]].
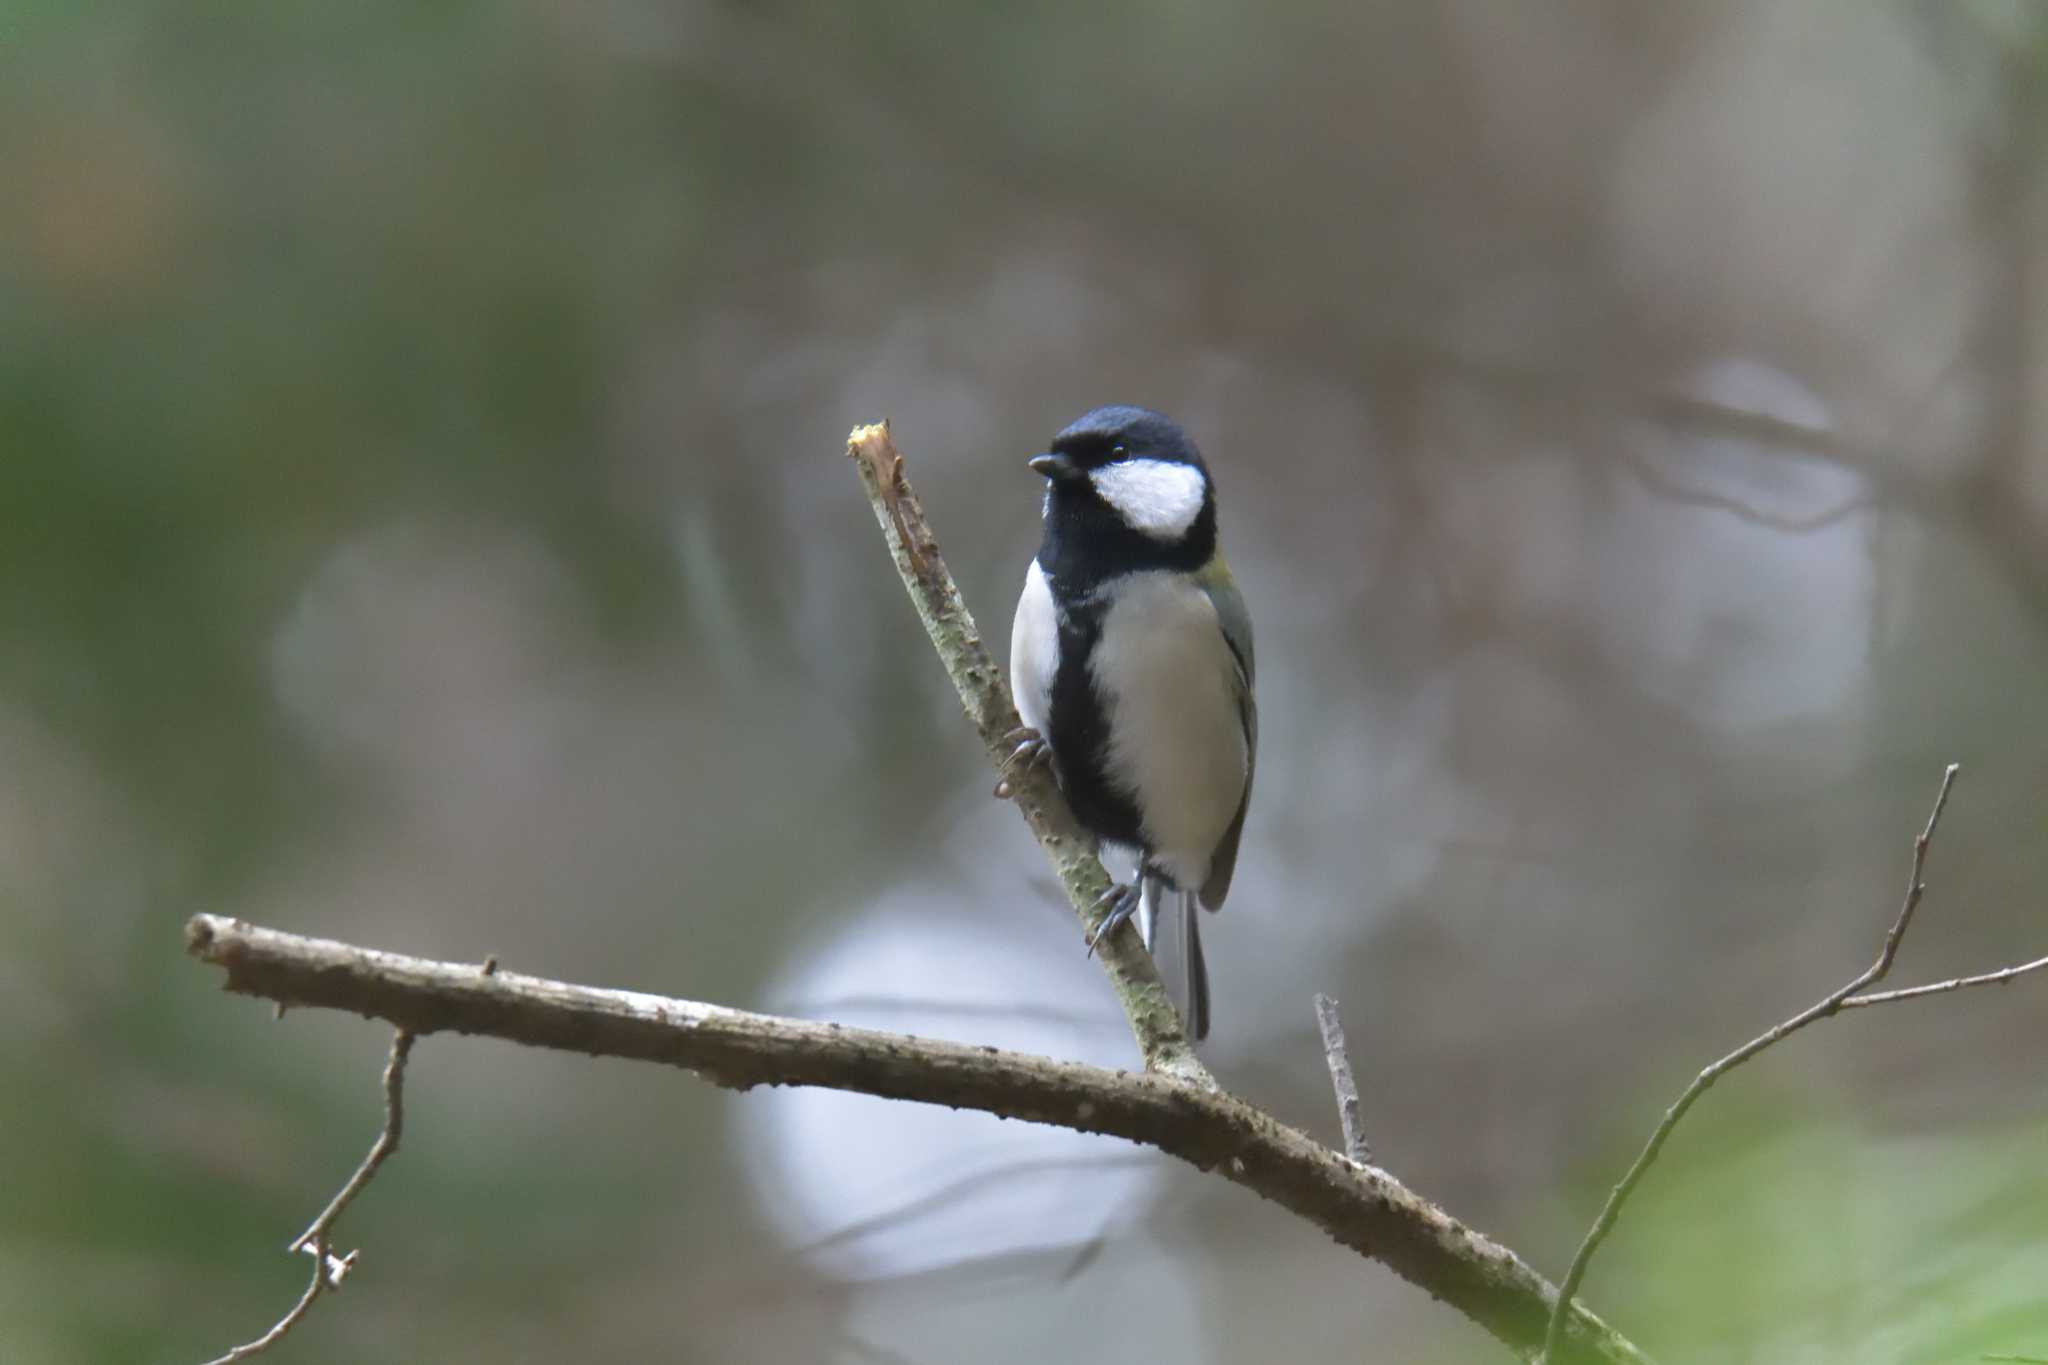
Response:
[[1839, 953, 2048, 1008], [199, 1236, 330, 1365], [200, 1029, 415, 1364], [1313, 993, 1370, 1165], [1539, 764, 1964, 1363], [290, 1029, 414, 1253], [186, 913, 1648, 1364]]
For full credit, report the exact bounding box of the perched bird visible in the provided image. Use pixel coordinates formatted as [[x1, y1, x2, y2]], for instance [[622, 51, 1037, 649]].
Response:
[[1007, 405, 1256, 1042]]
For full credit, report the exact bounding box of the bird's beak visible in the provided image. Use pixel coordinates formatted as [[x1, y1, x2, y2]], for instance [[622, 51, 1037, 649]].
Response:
[[1028, 453, 1077, 480]]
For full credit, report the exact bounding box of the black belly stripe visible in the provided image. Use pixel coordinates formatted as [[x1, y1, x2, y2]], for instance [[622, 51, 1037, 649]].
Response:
[[1045, 595, 1147, 852]]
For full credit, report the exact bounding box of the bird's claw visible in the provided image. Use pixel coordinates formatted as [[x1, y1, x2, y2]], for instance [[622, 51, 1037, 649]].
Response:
[[1085, 883, 1141, 956], [993, 726, 1053, 799]]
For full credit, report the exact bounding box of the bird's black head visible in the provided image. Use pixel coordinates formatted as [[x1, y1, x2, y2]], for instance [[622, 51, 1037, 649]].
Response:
[[1037, 405, 1208, 475], [1029, 406, 1217, 588]]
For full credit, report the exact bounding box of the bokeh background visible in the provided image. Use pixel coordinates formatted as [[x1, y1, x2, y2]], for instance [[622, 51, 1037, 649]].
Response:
[[5, 1, 2047, 1361]]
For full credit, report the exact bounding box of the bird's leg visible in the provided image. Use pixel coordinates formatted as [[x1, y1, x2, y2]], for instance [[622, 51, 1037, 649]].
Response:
[[993, 726, 1054, 799], [1085, 881, 1142, 955]]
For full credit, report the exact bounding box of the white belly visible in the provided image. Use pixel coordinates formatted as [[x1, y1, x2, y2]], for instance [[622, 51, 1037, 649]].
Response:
[[1089, 572, 1248, 888], [1009, 560, 1057, 735]]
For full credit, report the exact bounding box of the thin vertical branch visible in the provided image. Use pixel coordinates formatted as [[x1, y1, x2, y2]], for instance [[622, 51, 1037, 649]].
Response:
[[1314, 993, 1371, 1165]]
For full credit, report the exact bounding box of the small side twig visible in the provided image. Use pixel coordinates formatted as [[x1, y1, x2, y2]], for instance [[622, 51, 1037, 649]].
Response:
[[1313, 993, 1370, 1165], [1838, 952, 2048, 1008], [1540, 764, 1970, 1362], [201, 1028, 416, 1364]]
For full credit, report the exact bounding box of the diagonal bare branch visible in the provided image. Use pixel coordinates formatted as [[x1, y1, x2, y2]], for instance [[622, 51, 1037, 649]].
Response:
[[186, 913, 1647, 1365]]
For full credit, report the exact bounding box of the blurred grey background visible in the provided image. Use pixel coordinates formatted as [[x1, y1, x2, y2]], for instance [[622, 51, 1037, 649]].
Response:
[[4, 1, 2047, 1361]]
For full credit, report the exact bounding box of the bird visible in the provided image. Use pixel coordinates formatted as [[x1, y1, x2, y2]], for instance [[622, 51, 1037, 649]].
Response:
[[1006, 405, 1256, 1042]]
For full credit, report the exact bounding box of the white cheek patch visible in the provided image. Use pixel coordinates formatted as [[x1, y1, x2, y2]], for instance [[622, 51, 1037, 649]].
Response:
[[1089, 459, 1207, 540]]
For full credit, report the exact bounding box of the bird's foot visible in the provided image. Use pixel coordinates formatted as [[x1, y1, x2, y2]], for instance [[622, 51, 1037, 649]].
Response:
[[993, 726, 1053, 799], [1085, 882, 1142, 956]]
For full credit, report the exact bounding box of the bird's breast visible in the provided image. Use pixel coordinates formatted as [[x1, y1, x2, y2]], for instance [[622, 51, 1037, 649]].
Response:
[[1087, 572, 1249, 887]]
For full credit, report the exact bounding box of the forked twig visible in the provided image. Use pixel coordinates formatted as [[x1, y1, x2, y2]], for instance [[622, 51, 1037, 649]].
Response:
[[1541, 765, 1987, 1361], [200, 1029, 415, 1364]]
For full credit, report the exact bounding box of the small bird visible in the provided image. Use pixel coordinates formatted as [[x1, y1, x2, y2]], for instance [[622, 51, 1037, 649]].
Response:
[[1007, 406, 1256, 1042]]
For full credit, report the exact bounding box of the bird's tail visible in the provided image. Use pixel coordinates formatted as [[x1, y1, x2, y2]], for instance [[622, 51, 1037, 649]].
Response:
[[1137, 871, 1163, 954], [1181, 889, 1210, 1042], [1139, 872, 1210, 1042]]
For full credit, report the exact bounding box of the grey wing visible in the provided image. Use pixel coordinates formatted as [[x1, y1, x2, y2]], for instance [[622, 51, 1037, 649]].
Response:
[[1197, 573, 1256, 910]]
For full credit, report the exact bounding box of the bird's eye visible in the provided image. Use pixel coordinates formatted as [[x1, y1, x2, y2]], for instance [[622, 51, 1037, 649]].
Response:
[[1110, 445, 1127, 459]]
